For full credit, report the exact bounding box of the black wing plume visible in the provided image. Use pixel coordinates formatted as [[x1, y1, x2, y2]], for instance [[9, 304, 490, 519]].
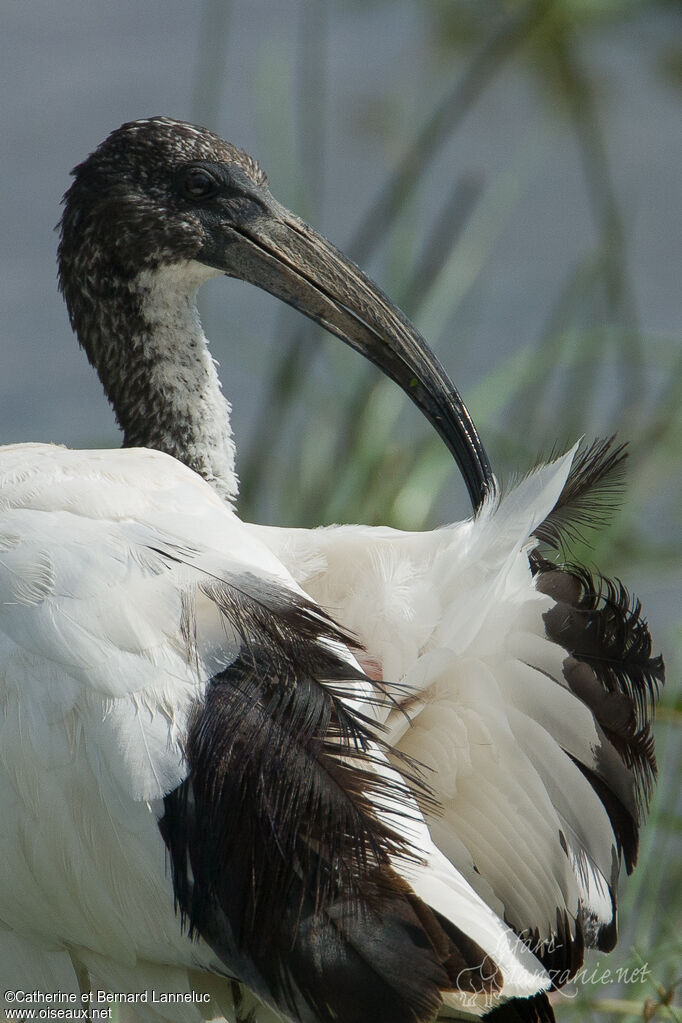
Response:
[[160, 574, 502, 1023], [532, 437, 627, 552]]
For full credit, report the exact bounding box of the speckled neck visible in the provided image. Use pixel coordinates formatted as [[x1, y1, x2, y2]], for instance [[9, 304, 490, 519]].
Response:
[[69, 260, 239, 503]]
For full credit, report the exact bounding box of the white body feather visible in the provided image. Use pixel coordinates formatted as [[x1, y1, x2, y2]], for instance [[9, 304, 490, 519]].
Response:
[[0, 443, 552, 1021]]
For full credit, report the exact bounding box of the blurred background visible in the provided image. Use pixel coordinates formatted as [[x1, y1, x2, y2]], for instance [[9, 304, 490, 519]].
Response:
[[1, 1, 680, 1019]]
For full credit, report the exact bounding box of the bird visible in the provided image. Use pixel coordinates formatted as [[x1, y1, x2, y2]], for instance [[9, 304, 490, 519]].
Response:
[[0, 116, 662, 1023]]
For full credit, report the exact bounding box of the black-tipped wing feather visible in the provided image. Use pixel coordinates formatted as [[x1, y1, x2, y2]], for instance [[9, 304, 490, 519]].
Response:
[[528, 438, 663, 958], [532, 437, 627, 553]]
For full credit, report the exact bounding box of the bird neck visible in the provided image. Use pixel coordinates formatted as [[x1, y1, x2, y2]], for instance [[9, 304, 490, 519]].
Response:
[[72, 260, 239, 503]]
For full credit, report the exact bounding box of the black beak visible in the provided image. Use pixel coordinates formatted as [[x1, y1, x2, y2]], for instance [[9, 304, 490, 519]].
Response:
[[199, 190, 493, 512]]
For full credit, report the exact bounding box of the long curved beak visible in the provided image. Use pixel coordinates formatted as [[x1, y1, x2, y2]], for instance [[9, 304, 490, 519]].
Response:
[[200, 191, 493, 512]]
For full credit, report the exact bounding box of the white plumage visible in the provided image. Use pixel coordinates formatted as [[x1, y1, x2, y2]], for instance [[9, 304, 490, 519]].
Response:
[[0, 444, 553, 1021]]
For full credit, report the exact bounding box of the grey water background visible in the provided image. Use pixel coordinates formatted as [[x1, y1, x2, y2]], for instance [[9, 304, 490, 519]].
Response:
[[0, 3, 680, 1013]]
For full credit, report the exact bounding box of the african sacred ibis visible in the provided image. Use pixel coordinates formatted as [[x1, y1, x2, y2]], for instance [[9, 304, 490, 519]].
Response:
[[0, 117, 662, 1023]]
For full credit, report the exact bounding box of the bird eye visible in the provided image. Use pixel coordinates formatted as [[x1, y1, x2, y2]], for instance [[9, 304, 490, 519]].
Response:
[[180, 166, 220, 200]]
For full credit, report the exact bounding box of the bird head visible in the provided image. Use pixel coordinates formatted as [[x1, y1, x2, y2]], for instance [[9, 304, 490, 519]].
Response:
[[59, 116, 492, 509]]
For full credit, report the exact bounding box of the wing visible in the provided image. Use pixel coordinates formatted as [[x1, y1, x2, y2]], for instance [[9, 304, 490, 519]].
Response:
[[0, 444, 550, 1023], [249, 440, 663, 982]]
